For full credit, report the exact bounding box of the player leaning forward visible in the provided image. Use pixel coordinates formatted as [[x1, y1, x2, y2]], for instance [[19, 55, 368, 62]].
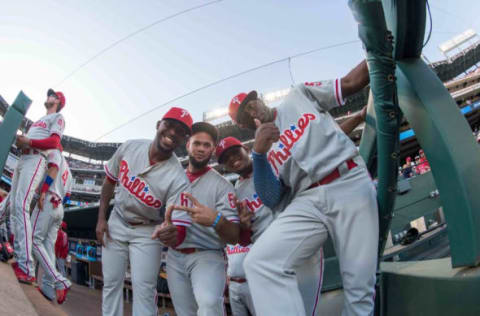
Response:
[[96, 107, 193, 316], [231, 60, 378, 316], [11, 88, 66, 283], [152, 121, 241, 316]]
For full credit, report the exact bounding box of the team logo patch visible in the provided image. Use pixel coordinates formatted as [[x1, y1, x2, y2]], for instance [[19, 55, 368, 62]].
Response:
[[119, 160, 163, 208], [232, 96, 240, 105], [181, 110, 188, 118], [267, 112, 317, 175], [218, 139, 225, 149]]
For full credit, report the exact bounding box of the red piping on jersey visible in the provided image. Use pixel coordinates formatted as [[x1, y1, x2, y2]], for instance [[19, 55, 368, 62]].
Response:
[[30, 134, 61, 150], [186, 166, 211, 183]]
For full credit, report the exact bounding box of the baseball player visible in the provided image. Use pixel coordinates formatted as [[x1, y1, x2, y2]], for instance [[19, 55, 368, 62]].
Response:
[[96, 107, 193, 316], [216, 113, 376, 316], [152, 122, 240, 316], [10, 88, 66, 283], [228, 60, 378, 316], [225, 243, 256, 316], [31, 149, 72, 304]]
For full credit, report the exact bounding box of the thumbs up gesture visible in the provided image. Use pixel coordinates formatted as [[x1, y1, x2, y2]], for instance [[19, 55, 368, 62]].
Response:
[[253, 118, 280, 154], [151, 205, 178, 247]]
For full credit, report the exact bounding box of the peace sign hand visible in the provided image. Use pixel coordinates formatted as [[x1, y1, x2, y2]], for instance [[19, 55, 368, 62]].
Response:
[[237, 200, 253, 230], [174, 193, 218, 227]]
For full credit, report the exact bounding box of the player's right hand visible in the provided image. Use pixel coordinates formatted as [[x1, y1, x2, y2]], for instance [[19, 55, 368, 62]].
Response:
[[95, 218, 110, 247], [151, 205, 178, 247], [237, 200, 253, 230], [253, 119, 280, 154]]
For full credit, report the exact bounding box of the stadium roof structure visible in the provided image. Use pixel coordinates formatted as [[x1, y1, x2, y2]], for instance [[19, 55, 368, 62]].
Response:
[[1, 41, 479, 162]]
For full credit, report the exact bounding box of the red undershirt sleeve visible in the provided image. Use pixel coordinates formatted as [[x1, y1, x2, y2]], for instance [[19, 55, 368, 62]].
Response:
[[30, 134, 61, 150]]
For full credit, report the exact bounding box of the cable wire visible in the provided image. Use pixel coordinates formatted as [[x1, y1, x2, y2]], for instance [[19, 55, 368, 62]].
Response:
[[94, 39, 360, 141], [423, 0, 433, 48], [54, 0, 223, 87]]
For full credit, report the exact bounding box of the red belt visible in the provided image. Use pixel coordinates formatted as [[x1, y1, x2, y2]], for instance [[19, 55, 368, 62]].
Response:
[[309, 159, 357, 189], [229, 277, 247, 283], [176, 248, 199, 255]]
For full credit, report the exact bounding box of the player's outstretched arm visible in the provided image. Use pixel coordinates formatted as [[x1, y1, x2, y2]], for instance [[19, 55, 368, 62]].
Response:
[[96, 178, 115, 247], [340, 60, 369, 98], [339, 106, 367, 135]]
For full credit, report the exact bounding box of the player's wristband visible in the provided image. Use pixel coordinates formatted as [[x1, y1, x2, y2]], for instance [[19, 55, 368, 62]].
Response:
[[41, 175, 54, 193], [212, 212, 222, 228]]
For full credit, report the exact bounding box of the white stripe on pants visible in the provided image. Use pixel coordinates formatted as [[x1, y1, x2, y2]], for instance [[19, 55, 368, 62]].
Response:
[[10, 154, 46, 277], [102, 212, 163, 316], [244, 165, 378, 316], [31, 197, 70, 291], [167, 248, 227, 316]]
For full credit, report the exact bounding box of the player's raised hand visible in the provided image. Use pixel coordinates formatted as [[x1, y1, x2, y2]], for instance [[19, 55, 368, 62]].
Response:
[[151, 205, 178, 247], [175, 193, 218, 227], [237, 200, 253, 230], [253, 118, 280, 154]]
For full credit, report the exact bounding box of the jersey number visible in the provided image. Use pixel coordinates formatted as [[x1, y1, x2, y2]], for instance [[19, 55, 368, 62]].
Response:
[[228, 193, 236, 209]]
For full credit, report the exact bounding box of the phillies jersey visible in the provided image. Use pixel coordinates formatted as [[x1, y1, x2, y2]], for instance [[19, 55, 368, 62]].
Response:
[[105, 139, 191, 224], [179, 168, 239, 250], [46, 150, 72, 200], [226, 244, 251, 278], [267, 79, 359, 195], [27, 113, 65, 140]]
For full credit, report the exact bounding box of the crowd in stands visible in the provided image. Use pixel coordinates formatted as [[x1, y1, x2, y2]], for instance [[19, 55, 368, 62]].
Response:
[[400, 149, 431, 179], [65, 156, 104, 171]]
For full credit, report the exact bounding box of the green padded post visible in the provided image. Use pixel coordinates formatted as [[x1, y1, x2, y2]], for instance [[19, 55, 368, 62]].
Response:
[[350, 0, 402, 256], [396, 59, 480, 267], [0, 91, 32, 172]]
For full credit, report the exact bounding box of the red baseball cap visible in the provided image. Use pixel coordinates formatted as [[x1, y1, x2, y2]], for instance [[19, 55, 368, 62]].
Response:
[[162, 107, 193, 134], [216, 136, 244, 163], [229, 91, 257, 124], [47, 89, 66, 111]]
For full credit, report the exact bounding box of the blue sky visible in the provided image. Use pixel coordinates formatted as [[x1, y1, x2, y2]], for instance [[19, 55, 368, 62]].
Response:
[[1, 0, 479, 143]]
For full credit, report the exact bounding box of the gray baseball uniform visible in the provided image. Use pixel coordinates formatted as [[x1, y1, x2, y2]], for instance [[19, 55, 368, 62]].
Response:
[[226, 244, 256, 316], [10, 112, 65, 277], [31, 149, 72, 299], [102, 139, 191, 316], [167, 167, 239, 316], [244, 79, 378, 316], [235, 176, 324, 316]]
